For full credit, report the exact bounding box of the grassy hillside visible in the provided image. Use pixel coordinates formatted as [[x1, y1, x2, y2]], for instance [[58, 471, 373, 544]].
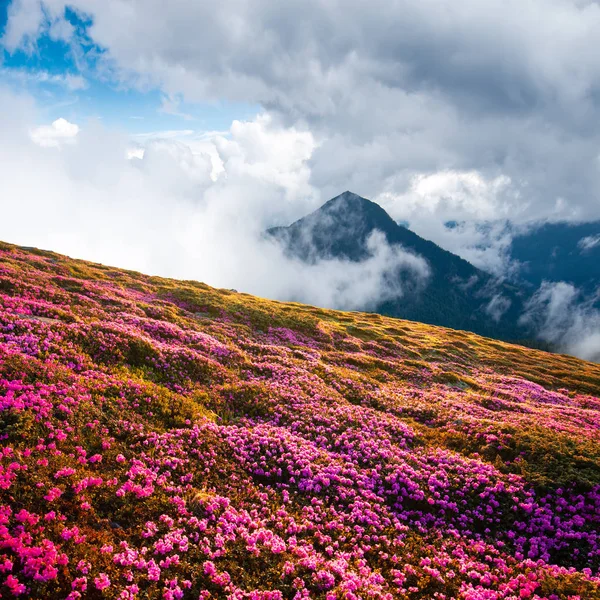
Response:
[[0, 240, 599, 599]]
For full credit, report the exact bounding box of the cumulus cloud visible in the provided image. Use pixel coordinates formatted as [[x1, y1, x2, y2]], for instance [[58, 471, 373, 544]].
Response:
[[520, 281, 600, 362], [30, 117, 80, 147], [5, 0, 600, 279], [4, 0, 600, 228], [0, 87, 430, 313], [382, 171, 512, 222]]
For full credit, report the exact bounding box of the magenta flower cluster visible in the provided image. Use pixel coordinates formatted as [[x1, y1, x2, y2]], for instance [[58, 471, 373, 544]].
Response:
[[0, 243, 599, 598]]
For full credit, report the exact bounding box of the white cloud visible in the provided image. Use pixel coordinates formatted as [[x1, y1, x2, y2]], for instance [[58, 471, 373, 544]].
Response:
[[485, 294, 512, 323], [5, 0, 600, 230], [578, 233, 600, 252], [0, 68, 88, 91], [520, 281, 600, 362], [387, 171, 513, 221], [159, 95, 194, 120], [30, 117, 80, 147], [62, 73, 87, 91], [126, 117, 316, 192], [1, 0, 72, 52], [129, 128, 225, 180], [126, 147, 144, 160], [0, 86, 429, 314], [1, 0, 45, 52], [214, 114, 317, 207]]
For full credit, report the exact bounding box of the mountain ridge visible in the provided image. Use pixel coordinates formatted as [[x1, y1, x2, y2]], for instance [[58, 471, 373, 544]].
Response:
[[268, 191, 530, 343], [510, 220, 600, 297]]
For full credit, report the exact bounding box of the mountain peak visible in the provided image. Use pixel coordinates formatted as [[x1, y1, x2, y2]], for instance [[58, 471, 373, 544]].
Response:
[[322, 190, 382, 212], [332, 190, 367, 202], [267, 192, 400, 263], [267, 191, 528, 340], [305, 191, 399, 235]]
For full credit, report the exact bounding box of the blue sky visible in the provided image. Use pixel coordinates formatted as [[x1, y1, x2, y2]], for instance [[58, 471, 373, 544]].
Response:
[[0, 2, 257, 134]]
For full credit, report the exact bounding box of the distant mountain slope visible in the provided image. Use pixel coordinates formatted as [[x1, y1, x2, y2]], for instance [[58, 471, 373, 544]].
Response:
[[268, 191, 530, 341], [0, 240, 599, 598], [510, 221, 600, 297]]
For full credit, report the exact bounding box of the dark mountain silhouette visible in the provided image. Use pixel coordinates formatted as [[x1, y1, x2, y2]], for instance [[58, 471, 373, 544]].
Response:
[[268, 191, 532, 341]]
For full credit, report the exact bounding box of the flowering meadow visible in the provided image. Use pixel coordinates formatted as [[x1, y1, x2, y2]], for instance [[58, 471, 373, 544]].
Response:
[[0, 241, 600, 599]]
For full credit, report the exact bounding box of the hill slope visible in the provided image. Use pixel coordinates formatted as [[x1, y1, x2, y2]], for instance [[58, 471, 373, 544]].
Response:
[[1, 241, 600, 599], [268, 192, 530, 342]]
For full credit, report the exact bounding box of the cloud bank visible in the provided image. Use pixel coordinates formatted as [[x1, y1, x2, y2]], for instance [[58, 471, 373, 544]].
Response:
[[0, 87, 430, 313], [5, 0, 600, 280], [6, 0, 600, 226]]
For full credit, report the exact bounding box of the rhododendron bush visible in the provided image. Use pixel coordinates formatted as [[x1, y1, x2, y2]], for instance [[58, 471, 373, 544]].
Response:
[[0, 240, 599, 599]]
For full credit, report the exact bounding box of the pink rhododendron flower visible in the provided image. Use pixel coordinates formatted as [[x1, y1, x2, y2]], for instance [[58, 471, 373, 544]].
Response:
[[94, 573, 111, 590]]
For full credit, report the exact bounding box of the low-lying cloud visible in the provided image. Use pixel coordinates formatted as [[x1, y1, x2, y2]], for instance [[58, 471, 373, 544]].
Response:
[[265, 231, 431, 311], [520, 281, 600, 362], [0, 87, 430, 313], [484, 293, 512, 324], [2, 84, 599, 362]]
